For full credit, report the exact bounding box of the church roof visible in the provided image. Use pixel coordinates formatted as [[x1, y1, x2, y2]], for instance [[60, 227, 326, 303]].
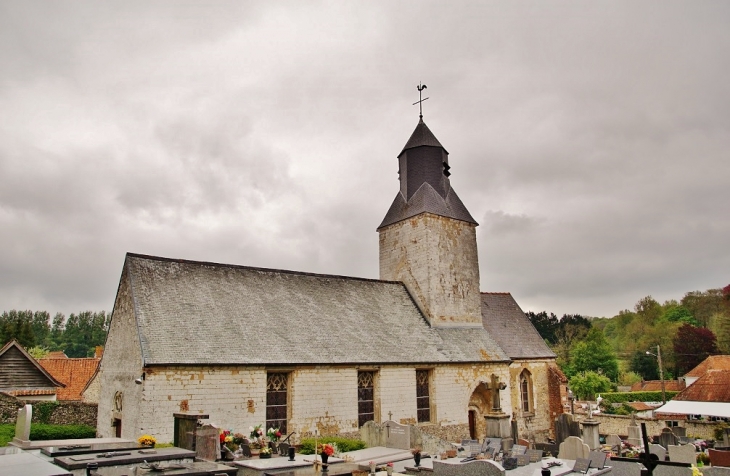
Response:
[[378, 184, 477, 229], [400, 118, 447, 154], [123, 253, 510, 366], [480, 293, 556, 359]]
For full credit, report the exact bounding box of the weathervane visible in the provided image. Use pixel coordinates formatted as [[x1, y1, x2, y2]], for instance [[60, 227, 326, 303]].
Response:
[[413, 83, 429, 119]]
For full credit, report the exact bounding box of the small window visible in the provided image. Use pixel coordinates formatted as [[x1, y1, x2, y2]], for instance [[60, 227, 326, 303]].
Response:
[[519, 369, 533, 414], [266, 373, 288, 433], [416, 370, 431, 423], [358, 371, 375, 427]]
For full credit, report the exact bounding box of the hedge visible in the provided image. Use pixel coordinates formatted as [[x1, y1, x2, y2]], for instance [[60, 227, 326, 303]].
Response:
[[298, 436, 366, 455], [599, 391, 678, 404], [29, 424, 96, 440]]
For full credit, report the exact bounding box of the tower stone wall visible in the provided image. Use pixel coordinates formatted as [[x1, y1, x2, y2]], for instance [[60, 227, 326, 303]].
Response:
[[379, 212, 481, 327]]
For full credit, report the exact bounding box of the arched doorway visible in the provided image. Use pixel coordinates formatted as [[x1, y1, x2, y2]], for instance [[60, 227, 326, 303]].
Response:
[[467, 383, 492, 441]]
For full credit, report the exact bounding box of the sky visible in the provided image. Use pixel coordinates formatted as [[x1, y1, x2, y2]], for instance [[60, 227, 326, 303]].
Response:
[[1, 1, 728, 320]]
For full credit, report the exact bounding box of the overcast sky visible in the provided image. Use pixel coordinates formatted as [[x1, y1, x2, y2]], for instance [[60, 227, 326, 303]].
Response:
[[1, 1, 728, 320]]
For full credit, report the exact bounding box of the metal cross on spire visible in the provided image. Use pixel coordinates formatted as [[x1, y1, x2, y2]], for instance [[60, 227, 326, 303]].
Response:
[[413, 83, 429, 119]]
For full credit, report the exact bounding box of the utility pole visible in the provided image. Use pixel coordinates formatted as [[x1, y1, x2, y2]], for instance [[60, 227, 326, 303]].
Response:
[[657, 345, 666, 405]]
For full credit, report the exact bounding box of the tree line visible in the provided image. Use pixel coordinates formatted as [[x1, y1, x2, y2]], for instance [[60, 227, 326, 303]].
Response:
[[528, 284, 730, 400], [0, 310, 110, 358]]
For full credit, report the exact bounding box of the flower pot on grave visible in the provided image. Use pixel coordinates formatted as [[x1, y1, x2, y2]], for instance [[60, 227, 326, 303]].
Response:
[[321, 454, 329, 472], [250, 447, 261, 457], [260, 452, 272, 459], [414, 453, 421, 467]]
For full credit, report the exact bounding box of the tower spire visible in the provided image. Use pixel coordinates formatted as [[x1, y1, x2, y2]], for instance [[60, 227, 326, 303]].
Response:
[[413, 83, 429, 119]]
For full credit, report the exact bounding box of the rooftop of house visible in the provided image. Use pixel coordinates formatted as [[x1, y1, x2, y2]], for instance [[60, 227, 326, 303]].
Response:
[[674, 369, 730, 403], [630, 379, 686, 392], [39, 356, 100, 401], [684, 355, 730, 378]]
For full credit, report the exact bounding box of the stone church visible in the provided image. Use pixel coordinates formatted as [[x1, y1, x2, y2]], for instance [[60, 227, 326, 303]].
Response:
[[95, 113, 563, 445]]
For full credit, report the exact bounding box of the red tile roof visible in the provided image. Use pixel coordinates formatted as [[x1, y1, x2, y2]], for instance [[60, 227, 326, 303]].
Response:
[[630, 380, 686, 392], [626, 402, 655, 412], [38, 358, 100, 401], [685, 355, 730, 378], [675, 369, 730, 402], [8, 389, 56, 396]]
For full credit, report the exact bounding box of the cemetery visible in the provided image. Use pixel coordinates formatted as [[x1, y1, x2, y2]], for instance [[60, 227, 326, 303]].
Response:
[[2, 401, 730, 476]]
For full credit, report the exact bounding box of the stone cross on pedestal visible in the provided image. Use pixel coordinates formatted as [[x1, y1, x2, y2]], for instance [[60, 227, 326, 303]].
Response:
[[488, 374, 506, 411]]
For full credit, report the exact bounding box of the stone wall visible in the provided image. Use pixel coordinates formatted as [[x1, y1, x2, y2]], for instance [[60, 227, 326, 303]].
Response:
[[508, 360, 557, 443], [379, 213, 482, 327], [0, 393, 97, 427], [573, 413, 722, 440]]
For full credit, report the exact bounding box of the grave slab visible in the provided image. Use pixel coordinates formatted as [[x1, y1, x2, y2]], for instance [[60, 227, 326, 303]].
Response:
[[0, 452, 72, 476], [41, 442, 144, 458], [667, 445, 695, 465], [53, 447, 195, 470], [86, 461, 237, 476]]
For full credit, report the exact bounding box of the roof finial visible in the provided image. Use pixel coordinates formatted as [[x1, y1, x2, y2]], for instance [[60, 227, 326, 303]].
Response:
[[413, 83, 429, 119]]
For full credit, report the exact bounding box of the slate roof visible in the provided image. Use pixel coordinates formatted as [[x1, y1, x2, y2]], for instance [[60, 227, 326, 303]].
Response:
[[378, 184, 478, 229], [124, 253, 510, 366], [480, 293, 556, 359], [400, 118, 447, 154], [39, 357, 100, 401], [674, 370, 730, 402]]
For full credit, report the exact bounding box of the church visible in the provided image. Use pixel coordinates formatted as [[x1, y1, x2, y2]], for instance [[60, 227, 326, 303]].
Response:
[[95, 109, 563, 445]]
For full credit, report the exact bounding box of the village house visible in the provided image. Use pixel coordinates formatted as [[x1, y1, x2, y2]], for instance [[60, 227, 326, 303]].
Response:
[[95, 114, 562, 444]]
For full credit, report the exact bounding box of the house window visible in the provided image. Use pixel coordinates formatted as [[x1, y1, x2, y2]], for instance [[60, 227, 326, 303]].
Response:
[[416, 369, 431, 423], [266, 373, 288, 433], [519, 369, 533, 413], [358, 371, 375, 427]]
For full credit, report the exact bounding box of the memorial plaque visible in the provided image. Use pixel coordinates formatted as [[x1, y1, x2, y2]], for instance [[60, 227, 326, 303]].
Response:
[[527, 449, 544, 462], [511, 444, 527, 455], [384, 420, 410, 450], [588, 450, 607, 469], [573, 458, 591, 473], [516, 454, 530, 466]]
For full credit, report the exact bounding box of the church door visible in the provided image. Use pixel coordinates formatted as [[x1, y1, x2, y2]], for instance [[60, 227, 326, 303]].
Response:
[[468, 410, 476, 439]]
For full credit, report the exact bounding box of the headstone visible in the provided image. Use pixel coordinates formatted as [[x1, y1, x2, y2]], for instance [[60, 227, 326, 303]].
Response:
[[526, 449, 543, 462], [516, 454, 530, 466], [483, 437, 502, 453], [12, 404, 32, 446], [195, 423, 220, 462], [558, 436, 590, 460], [668, 444, 696, 465], [673, 427, 686, 438], [649, 443, 667, 461], [501, 438, 514, 453], [555, 414, 581, 445], [588, 450, 608, 469], [511, 444, 527, 455], [173, 412, 209, 450], [658, 428, 679, 449], [384, 420, 411, 450], [469, 443, 482, 456], [627, 421, 642, 447], [654, 465, 693, 476], [607, 434, 623, 455], [573, 458, 591, 473], [581, 420, 600, 450]]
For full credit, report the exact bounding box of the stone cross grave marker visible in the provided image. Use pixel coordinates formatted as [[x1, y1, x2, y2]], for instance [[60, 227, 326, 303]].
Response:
[[384, 420, 410, 450], [13, 405, 32, 446], [558, 436, 589, 460], [195, 423, 220, 462], [668, 444, 695, 465]]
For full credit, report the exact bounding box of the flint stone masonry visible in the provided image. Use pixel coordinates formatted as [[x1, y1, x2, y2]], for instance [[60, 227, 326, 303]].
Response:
[[573, 414, 722, 441]]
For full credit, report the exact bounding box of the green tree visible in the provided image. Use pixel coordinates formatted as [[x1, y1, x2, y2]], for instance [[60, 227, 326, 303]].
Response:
[[569, 371, 613, 400], [570, 327, 619, 381], [526, 311, 559, 344], [629, 350, 659, 380], [673, 324, 719, 375]]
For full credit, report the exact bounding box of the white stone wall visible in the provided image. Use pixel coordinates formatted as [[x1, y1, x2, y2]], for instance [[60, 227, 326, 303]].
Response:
[[121, 362, 532, 444], [379, 213, 481, 327], [96, 264, 145, 439]]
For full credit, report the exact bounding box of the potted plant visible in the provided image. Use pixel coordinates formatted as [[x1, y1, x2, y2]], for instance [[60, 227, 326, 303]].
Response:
[[260, 446, 273, 459], [138, 434, 156, 448], [318, 443, 335, 470], [249, 425, 264, 455]]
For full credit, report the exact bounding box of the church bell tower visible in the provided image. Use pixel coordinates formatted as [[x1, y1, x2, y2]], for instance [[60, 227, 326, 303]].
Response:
[[378, 103, 482, 328]]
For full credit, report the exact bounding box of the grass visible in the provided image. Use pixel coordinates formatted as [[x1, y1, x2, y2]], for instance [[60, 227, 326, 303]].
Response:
[[0, 425, 14, 446]]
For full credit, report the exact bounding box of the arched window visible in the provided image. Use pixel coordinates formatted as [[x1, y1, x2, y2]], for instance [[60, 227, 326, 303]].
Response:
[[519, 369, 534, 414]]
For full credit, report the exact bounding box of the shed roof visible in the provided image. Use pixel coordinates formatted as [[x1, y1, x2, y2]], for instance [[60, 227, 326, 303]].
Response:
[[123, 253, 510, 366], [480, 293, 556, 359], [0, 340, 64, 391]]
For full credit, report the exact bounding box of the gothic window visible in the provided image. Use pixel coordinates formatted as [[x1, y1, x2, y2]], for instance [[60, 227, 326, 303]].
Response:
[[519, 369, 533, 414], [358, 371, 375, 427], [416, 369, 431, 423], [266, 372, 288, 433]]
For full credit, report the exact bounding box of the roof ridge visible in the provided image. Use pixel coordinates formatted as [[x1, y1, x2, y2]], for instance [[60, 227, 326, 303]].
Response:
[[126, 252, 402, 285]]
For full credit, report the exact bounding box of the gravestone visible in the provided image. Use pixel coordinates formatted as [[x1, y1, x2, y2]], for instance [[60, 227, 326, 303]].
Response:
[[573, 458, 591, 473], [12, 404, 32, 446], [581, 420, 600, 450], [654, 465, 693, 476], [649, 443, 667, 461], [588, 450, 608, 469], [555, 414, 581, 445], [501, 438, 514, 453], [668, 444, 696, 465], [673, 427, 686, 438], [558, 436, 590, 460], [195, 423, 220, 462], [516, 454, 530, 466], [511, 444, 527, 455], [658, 428, 679, 449], [628, 420, 642, 447], [526, 449, 543, 462], [607, 434, 623, 455], [384, 420, 411, 450]]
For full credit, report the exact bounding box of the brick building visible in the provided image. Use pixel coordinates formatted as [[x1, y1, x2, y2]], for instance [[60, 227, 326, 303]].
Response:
[[96, 114, 562, 444]]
